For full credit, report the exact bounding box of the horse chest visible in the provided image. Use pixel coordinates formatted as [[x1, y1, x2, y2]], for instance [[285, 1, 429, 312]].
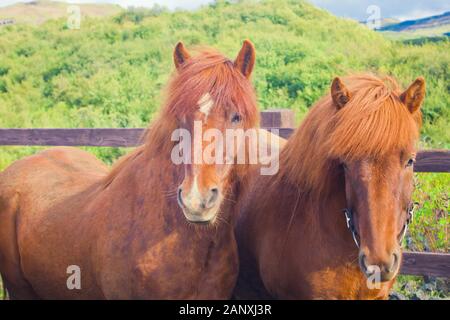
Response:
[[120, 230, 237, 299]]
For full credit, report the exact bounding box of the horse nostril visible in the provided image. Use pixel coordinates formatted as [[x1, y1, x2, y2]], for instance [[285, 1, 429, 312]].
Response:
[[358, 253, 368, 273], [358, 251, 400, 282], [388, 252, 400, 273], [205, 187, 219, 208], [177, 187, 184, 207]]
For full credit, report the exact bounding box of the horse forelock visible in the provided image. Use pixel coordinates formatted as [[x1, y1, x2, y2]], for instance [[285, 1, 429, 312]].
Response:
[[279, 73, 422, 196], [163, 49, 258, 128]]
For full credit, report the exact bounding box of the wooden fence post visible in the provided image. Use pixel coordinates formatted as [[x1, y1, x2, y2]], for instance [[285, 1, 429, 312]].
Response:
[[260, 109, 295, 128]]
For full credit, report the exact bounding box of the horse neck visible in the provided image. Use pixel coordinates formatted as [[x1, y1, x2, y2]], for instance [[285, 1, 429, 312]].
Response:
[[278, 125, 356, 254]]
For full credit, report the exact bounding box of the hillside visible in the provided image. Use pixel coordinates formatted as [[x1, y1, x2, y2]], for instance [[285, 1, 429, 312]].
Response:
[[380, 11, 450, 32], [0, 0, 122, 25], [379, 18, 400, 28], [379, 11, 450, 39]]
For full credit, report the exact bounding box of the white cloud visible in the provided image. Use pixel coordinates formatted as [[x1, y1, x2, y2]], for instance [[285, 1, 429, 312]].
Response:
[[0, 0, 214, 9], [78, 1, 213, 10], [393, 9, 449, 21], [309, 0, 450, 21], [2, 0, 449, 20]]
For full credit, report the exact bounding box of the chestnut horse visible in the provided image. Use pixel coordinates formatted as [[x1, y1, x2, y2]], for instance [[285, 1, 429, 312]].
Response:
[[0, 41, 259, 299], [235, 74, 425, 299]]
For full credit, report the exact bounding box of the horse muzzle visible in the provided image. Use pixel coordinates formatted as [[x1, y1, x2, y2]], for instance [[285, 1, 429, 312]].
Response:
[[358, 250, 401, 283], [177, 187, 221, 224]]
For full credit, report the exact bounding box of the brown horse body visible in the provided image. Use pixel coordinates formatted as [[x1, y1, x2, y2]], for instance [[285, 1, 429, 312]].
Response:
[[235, 74, 425, 299], [0, 41, 259, 299], [0, 146, 241, 299]]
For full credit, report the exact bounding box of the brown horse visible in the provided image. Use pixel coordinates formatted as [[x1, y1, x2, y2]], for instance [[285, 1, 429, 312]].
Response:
[[234, 74, 425, 299], [0, 40, 259, 299]]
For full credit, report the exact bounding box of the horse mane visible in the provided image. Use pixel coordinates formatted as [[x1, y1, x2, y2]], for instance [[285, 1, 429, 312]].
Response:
[[279, 73, 422, 197], [158, 47, 258, 125], [102, 47, 259, 188]]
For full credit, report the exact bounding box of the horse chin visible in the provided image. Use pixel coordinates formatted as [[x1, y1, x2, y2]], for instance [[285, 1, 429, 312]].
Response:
[[182, 207, 220, 225], [361, 269, 398, 283], [359, 263, 400, 283]]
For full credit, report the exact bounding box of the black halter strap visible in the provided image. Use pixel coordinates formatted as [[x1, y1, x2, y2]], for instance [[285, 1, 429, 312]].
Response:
[[343, 202, 416, 249], [398, 202, 416, 244]]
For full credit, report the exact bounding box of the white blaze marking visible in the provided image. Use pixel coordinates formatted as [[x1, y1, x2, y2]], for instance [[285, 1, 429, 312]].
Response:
[[198, 93, 214, 118], [186, 175, 202, 210], [191, 175, 201, 199]]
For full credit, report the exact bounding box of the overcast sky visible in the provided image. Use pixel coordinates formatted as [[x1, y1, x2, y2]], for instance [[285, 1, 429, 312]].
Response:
[[309, 0, 450, 21], [1, 0, 449, 21], [0, 0, 211, 10]]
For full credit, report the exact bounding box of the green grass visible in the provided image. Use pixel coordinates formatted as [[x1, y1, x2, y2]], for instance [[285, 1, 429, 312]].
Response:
[[407, 173, 449, 253], [394, 275, 449, 300], [393, 172, 449, 300], [0, 278, 4, 300]]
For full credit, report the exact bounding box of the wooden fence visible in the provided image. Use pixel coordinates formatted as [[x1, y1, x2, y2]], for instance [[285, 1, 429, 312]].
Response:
[[0, 109, 448, 278]]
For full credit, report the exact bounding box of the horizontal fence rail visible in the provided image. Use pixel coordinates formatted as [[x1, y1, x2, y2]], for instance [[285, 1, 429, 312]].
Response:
[[401, 252, 450, 278], [0, 134, 448, 173], [0, 110, 296, 146], [0, 109, 448, 277], [0, 127, 295, 145], [3, 128, 447, 172]]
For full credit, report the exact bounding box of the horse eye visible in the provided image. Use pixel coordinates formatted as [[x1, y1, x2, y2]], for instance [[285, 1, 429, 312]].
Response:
[[231, 113, 242, 124], [406, 158, 415, 167]]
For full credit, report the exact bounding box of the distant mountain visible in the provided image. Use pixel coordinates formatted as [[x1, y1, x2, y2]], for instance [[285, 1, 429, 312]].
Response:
[[379, 18, 401, 28], [379, 11, 450, 32], [0, 0, 122, 25]]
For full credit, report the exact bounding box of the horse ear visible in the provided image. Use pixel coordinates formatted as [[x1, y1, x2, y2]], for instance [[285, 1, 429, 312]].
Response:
[[331, 77, 350, 110], [400, 77, 425, 113], [173, 42, 191, 70], [234, 39, 256, 78]]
